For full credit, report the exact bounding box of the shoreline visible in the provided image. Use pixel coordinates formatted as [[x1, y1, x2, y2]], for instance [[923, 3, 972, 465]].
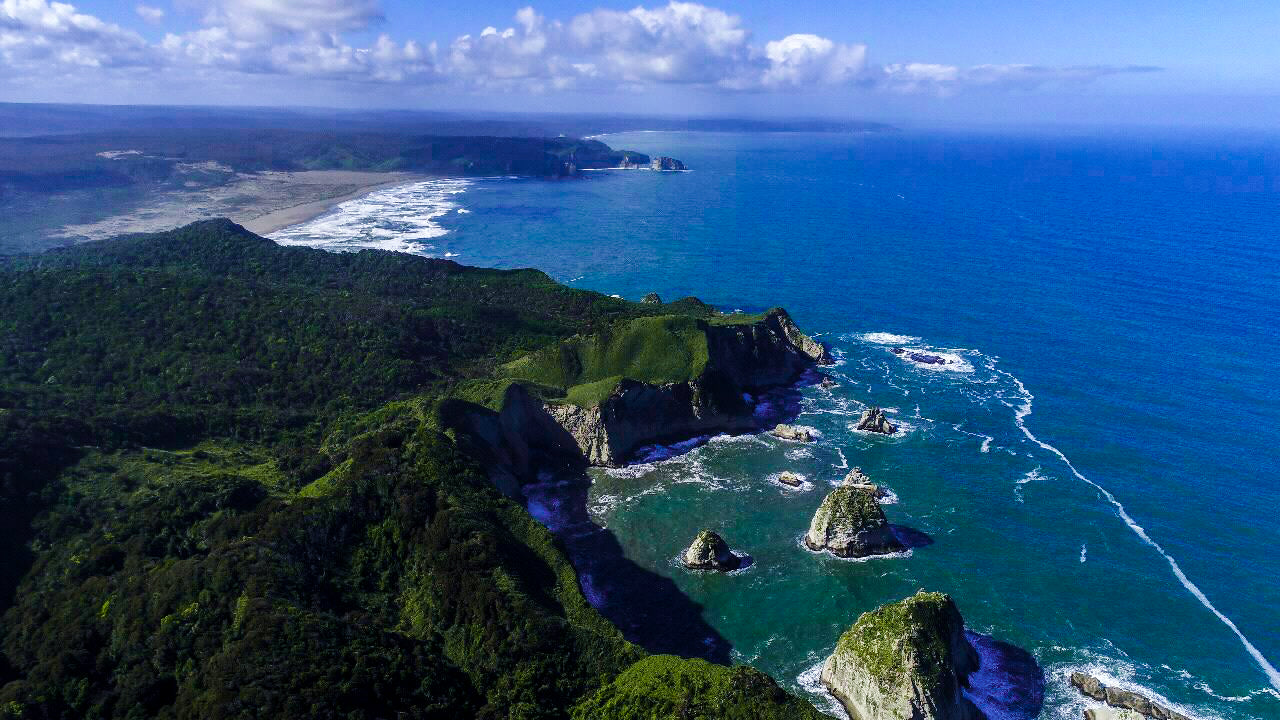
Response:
[[239, 172, 425, 236]]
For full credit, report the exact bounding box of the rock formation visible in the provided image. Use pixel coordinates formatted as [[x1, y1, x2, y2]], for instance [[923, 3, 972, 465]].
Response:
[[841, 466, 887, 499], [642, 292, 662, 304], [1069, 673, 1191, 720], [856, 406, 897, 434], [650, 156, 687, 171], [682, 529, 740, 571], [771, 424, 815, 442], [821, 591, 982, 720], [777, 471, 804, 487], [804, 486, 904, 558], [820, 376, 838, 389]]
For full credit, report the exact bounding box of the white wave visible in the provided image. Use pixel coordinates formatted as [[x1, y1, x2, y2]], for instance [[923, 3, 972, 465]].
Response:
[[797, 534, 913, 563], [857, 332, 921, 345], [785, 447, 814, 460], [456, 208, 471, 214], [269, 178, 471, 255], [894, 347, 976, 373], [797, 659, 851, 720], [999, 368, 1280, 693], [1080, 544, 1088, 563], [1014, 467, 1050, 503], [835, 448, 849, 470]]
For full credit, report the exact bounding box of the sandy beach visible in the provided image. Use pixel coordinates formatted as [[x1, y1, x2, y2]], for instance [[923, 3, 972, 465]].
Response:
[[53, 170, 425, 243]]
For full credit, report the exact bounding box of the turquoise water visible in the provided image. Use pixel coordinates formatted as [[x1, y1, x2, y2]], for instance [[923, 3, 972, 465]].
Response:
[[273, 130, 1280, 719]]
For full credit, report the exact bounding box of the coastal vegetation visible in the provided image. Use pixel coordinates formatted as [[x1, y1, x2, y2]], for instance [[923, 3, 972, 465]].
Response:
[[0, 220, 822, 718]]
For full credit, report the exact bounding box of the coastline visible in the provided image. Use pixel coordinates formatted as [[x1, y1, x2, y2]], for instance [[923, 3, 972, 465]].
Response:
[[52, 170, 426, 244], [239, 171, 424, 235]]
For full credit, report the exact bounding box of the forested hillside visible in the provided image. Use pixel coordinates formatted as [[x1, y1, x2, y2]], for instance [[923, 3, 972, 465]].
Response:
[[0, 221, 823, 719]]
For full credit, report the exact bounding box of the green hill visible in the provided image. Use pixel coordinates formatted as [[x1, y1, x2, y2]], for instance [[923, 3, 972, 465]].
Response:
[[0, 221, 822, 719]]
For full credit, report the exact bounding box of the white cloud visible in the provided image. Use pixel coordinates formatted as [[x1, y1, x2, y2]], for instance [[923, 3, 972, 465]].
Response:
[[879, 62, 1162, 95], [136, 4, 164, 24], [0, 0, 1160, 97], [196, 0, 383, 39], [0, 0, 155, 71]]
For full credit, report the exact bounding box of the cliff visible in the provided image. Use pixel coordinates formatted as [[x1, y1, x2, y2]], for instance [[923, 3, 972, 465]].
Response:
[[494, 308, 831, 467], [822, 591, 982, 720]]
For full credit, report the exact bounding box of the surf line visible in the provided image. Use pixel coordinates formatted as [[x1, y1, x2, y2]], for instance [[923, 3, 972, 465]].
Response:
[[999, 369, 1280, 693]]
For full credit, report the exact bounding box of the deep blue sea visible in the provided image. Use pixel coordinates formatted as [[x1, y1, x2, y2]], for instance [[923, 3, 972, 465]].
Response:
[[272, 129, 1280, 720]]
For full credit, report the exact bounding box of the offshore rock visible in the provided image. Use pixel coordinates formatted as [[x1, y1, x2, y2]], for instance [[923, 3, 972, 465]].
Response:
[[650, 156, 687, 171], [771, 424, 814, 442], [857, 406, 897, 435], [1086, 710, 1145, 720], [777, 471, 804, 487], [682, 529, 740, 571], [842, 466, 887, 499], [1069, 673, 1191, 720], [642, 292, 662, 304], [803, 486, 904, 558], [821, 591, 982, 720]]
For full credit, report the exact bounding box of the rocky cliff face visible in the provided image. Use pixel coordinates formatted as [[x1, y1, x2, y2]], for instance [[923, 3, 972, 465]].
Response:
[[804, 486, 904, 558], [532, 308, 829, 467], [821, 591, 982, 720]]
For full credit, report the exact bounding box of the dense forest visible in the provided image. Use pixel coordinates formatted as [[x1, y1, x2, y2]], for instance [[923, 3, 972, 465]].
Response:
[[0, 220, 824, 718]]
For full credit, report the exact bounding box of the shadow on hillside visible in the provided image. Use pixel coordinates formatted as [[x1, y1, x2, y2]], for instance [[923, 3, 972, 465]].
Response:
[[522, 473, 733, 664], [964, 631, 1047, 720]]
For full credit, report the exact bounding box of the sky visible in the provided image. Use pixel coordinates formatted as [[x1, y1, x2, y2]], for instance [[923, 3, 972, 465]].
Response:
[[3, 0, 1280, 127]]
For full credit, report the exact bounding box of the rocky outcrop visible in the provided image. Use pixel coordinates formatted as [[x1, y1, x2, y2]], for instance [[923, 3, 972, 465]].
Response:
[[821, 591, 982, 720], [771, 424, 814, 442], [1086, 710, 1145, 720], [536, 308, 831, 467], [650, 156, 687, 171], [857, 406, 897, 435], [766, 309, 835, 365], [777, 471, 804, 487], [842, 467, 887, 499], [804, 486, 904, 558], [682, 529, 740, 571], [464, 308, 831, 470], [617, 153, 647, 169], [1069, 673, 1191, 720], [642, 292, 662, 304]]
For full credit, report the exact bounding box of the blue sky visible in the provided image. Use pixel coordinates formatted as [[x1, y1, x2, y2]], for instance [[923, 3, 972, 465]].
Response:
[[4, 0, 1280, 127]]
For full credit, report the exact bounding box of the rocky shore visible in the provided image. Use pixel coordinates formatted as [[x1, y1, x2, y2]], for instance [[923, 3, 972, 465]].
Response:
[[1071, 673, 1192, 720]]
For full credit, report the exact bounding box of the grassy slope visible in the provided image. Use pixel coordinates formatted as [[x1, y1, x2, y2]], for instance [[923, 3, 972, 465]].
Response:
[[0, 221, 821, 719]]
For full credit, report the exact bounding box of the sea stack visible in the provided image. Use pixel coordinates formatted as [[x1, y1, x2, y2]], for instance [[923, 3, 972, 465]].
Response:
[[682, 529, 741, 571], [650, 156, 687, 171], [641, 292, 662, 304], [856, 406, 897, 434], [804, 486, 904, 558], [841, 466, 887, 499], [821, 591, 982, 720], [771, 424, 815, 442]]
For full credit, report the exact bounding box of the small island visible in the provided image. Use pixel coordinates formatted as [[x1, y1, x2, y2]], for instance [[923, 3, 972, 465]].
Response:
[[804, 485, 905, 558], [821, 591, 983, 720]]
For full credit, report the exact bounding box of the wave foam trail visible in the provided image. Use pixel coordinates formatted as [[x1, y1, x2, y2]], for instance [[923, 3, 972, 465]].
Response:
[[998, 369, 1280, 693], [269, 178, 471, 255]]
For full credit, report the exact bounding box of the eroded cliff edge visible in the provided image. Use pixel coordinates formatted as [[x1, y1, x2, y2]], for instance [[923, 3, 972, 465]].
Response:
[[446, 306, 832, 483]]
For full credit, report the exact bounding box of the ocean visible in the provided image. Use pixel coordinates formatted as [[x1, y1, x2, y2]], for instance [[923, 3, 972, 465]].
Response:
[[270, 129, 1280, 720]]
